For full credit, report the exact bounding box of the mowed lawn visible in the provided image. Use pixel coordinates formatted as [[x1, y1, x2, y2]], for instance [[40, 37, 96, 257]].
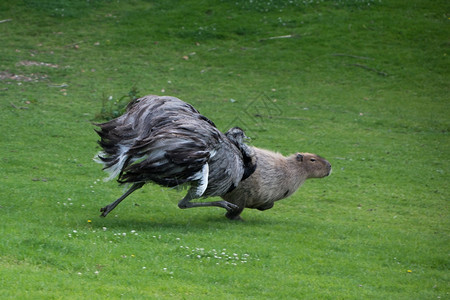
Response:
[[0, 0, 448, 298]]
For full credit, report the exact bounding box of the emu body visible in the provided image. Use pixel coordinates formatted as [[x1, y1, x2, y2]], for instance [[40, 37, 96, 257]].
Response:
[[95, 95, 256, 217]]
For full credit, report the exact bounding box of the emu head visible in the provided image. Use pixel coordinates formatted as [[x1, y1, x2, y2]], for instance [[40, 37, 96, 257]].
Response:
[[225, 127, 249, 144]]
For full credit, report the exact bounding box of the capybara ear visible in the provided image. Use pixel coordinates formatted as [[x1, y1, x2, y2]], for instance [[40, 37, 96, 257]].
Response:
[[296, 153, 303, 162]]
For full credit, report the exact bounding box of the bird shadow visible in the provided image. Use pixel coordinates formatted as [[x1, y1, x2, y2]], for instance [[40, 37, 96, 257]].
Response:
[[91, 211, 279, 233]]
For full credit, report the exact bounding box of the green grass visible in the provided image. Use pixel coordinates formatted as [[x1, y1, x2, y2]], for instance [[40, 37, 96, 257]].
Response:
[[0, 0, 448, 298]]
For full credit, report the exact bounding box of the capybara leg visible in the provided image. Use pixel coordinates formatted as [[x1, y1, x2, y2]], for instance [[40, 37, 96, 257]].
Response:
[[225, 205, 245, 221]]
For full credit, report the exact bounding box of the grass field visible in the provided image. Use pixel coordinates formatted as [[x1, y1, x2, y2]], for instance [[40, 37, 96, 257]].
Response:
[[0, 0, 449, 298]]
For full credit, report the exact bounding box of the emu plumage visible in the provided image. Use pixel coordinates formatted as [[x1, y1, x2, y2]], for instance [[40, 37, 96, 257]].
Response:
[[95, 95, 256, 217]]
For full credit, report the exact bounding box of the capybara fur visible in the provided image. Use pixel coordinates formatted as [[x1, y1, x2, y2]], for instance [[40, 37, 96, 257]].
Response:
[[221, 148, 331, 220]]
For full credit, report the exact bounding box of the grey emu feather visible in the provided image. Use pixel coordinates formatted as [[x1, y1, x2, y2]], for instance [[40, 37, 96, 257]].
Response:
[[95, 95, 256, 217]]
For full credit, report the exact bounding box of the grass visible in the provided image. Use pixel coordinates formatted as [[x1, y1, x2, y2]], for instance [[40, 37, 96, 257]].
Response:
[[0, 0, 449, 298]]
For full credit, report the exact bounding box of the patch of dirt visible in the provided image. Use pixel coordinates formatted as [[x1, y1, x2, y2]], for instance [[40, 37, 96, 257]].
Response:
[[16, 60, 59, 68], [0, 71, 48, 82]]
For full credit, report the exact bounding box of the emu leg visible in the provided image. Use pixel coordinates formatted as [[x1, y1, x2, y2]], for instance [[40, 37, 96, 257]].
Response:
[[178, 188, 239, 212], [100, 182, 144, 217]]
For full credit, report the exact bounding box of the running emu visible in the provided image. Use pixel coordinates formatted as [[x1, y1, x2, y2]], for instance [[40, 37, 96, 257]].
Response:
[[95, 95, 256, 217]]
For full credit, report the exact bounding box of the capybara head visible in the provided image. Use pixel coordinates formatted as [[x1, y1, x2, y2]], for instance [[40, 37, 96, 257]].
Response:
[[295, 152, 332, 179]]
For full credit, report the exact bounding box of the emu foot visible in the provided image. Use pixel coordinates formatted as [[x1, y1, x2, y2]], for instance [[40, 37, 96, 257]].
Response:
[[98, 182, 145, 218], [221, 201, 239, 212], [99, 205, 113, 217]]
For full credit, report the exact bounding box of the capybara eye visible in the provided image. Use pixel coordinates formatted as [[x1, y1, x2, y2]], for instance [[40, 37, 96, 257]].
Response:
[[310, 158, 316, 162]]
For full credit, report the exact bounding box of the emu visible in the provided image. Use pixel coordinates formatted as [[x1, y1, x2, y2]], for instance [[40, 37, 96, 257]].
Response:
[[94, 95, 256, 217]]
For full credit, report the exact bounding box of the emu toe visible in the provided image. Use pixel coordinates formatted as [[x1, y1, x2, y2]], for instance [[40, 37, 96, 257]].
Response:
[[221, 201, 239, 212]]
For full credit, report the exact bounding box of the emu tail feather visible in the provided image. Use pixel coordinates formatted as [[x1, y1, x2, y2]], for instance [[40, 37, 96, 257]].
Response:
[[94, 144, 131, 182], [187, 163, 209, 197]]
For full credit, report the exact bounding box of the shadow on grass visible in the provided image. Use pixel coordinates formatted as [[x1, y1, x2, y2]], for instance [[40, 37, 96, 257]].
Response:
[[89, 211, 285, 233]]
